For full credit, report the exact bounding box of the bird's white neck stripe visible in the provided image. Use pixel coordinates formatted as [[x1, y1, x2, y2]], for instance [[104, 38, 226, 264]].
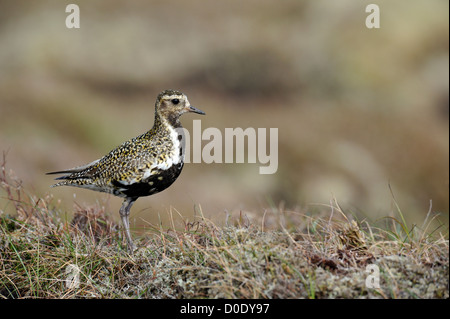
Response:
[[150, 126, 183, 172]]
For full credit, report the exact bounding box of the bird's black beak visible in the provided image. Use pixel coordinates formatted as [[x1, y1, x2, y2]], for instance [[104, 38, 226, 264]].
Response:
[[188, 105, 205, 115]]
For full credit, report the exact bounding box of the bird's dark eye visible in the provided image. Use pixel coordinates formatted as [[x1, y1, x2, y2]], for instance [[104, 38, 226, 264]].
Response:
[[171, 99, 180, 105]]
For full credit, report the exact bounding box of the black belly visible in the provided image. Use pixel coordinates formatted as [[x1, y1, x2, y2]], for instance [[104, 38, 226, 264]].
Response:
[[112, 163, 183, 199]]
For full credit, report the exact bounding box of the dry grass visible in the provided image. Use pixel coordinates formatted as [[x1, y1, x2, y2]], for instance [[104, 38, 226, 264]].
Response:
[[0, 155, 448, 299]]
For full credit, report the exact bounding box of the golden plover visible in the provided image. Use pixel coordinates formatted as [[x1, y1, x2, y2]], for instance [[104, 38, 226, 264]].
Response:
[[47, 89, 205, 252]]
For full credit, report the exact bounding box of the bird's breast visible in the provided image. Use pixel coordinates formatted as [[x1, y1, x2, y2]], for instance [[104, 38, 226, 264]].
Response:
[[112, 125, 186, 198]]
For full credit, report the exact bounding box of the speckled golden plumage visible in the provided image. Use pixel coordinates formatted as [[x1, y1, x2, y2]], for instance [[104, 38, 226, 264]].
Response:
[[47, 89, 205, 252]]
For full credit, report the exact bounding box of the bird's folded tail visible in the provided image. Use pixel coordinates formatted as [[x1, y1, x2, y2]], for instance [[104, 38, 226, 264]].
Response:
[[46, 159, 101, 184]]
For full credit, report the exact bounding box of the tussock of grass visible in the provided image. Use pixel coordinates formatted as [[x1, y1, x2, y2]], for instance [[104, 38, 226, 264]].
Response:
[[0, 156, 448, 298]]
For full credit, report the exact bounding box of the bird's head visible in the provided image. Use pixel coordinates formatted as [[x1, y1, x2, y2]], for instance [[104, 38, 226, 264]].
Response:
[[155, 90, 205, 126]]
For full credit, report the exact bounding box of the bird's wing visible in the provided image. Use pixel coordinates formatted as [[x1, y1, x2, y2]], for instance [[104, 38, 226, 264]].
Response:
[[46, 159, 101, 177]]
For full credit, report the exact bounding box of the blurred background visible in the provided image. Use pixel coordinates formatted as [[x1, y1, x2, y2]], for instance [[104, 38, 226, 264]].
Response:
[[0, 0, 448, 230]]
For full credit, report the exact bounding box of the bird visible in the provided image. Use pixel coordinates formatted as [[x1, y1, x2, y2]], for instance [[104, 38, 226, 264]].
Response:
[[47, 89, 205, 252]]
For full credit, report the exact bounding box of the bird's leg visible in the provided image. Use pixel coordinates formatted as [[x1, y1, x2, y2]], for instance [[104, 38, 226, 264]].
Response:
[[119, 197, 137, 252]]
